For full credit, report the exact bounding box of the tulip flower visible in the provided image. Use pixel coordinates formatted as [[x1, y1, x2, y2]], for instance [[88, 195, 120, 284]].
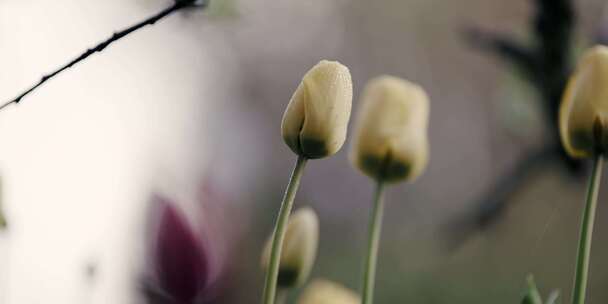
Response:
[[151, 196, 209, 304], [351, 75, 429, 183], [559, 45, 608, 304], [281, 60, 353, 159], [262, 60, 353, 304], [261, 207, 319, 289], [297, 279, 360, 304], [560, 45, 608, 158], [349, 76, 429, 304]]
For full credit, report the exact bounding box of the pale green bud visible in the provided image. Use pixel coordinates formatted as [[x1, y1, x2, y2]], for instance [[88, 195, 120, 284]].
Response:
[[297, 279, 360, 304], [560, 45, 608, 158], [350, 76, 430, 183], [0, 176, 5, 229], [261, 207, 319, 288], [281, 60, 353, 159]]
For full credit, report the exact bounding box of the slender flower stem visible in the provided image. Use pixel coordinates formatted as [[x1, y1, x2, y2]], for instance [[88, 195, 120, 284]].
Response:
[[262, 156, 308, 304], [571, 155, 603, 304], [362, 181, 386, 304]]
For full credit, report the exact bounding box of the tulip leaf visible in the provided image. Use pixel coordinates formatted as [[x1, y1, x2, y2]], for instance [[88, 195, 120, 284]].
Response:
[[521, 275, 543, 304], [545, 290, 560, 304]]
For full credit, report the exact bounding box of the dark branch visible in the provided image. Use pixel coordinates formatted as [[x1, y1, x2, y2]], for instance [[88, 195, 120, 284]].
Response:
[[473, 146, 558, 229], [463, 27, 538, 81], [444, 146, 561, 250], [0, 1, 200, 111], [450, 0, 579, 248], [533, 0, 575, 123]]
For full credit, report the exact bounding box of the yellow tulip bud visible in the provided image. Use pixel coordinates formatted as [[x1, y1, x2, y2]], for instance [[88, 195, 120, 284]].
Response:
[[297, 279, 360, 304], [560, 45, 608, 158], [281, 60, 353, 159], [350, 76, 430, 183], [261, 207, 319, 288]]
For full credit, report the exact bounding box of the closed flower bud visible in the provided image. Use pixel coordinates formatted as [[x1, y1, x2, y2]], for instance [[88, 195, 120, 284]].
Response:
[[350, 76, 430, 182], [153, 197, 209, 303], [297, 279, 360, 304], [261, 207, 319, 288], [281, 60, 353, 159], [560, 45, 608, 158], [0, 177, 6, 229]]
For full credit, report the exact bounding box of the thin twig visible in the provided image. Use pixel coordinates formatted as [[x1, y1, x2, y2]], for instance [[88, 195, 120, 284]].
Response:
[[444, 146, 560, 250], [463, 27, 538, 81], [0, 1, 200, 111]]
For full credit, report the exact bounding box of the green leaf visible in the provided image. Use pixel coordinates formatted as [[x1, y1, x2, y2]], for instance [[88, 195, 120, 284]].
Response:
[[521, 275, 543, 304], [545, 290, 560, 304]]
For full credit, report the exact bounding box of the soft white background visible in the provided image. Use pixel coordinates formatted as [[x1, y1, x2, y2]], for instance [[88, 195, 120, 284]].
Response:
[[0, 1, 237, 302]]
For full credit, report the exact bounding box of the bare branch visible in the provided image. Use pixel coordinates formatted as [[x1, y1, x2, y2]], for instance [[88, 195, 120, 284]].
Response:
[[0, 1, 201, 111], [463, 27, 538, 80], [443, 146, 560, 250]]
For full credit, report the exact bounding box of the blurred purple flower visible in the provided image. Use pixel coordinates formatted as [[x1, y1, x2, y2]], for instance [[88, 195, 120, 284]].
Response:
[[147, 195, 210, 304], [141, 176, 246, 304]]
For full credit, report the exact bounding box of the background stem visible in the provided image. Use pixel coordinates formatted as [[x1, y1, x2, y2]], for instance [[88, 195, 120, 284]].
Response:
[[571, 155, 603, 304], [261, 156, 308, 304], [362, 181, 385, 304]]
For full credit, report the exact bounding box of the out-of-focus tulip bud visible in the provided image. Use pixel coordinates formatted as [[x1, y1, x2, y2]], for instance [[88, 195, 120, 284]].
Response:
[[350, 76, 430, 183], [0, 176, 6, 230], [560, 45, 608, 158], [297, 279, 360, 304], [281, 60, 353, 159], [261, 207, 319, 288], [154, 197, 209, 303]]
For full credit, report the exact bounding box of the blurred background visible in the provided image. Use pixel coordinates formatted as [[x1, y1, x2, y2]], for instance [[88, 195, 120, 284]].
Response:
[[1, 0, 608, 303]]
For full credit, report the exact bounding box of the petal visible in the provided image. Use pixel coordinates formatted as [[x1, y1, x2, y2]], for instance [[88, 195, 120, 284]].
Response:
[[154, 198, 208, 302]]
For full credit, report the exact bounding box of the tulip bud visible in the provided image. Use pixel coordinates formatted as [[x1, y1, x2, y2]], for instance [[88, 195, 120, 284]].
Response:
[[0, 177, 6, 229], [297, 279, 360, 304], [153, 197, 209, 303], [350, 76, 430, 183], [560, 45, 608, 158], [281, 60, 353, 159], [261, 207, 319, 288]]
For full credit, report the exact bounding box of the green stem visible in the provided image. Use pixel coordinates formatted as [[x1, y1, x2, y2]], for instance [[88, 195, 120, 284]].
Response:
[[262, 156, 308, 304], [362, 181, 386, 304], [571, 155, 603, 304]]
